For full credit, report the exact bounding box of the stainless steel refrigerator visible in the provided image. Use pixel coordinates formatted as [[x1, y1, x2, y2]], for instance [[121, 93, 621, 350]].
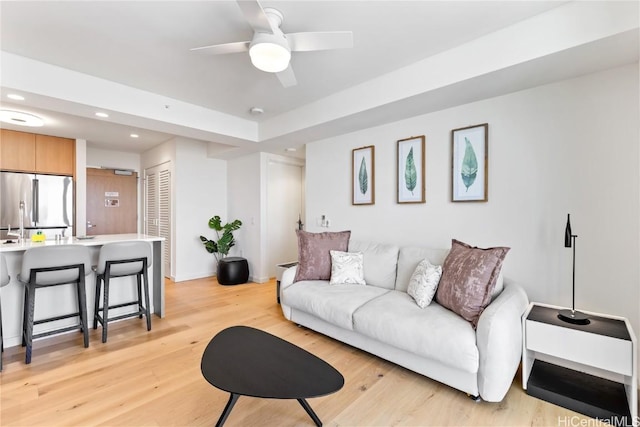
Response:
[[1, 172, 74, 239]]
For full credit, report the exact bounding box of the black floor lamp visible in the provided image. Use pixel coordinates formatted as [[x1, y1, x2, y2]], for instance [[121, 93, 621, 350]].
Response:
[[558, 214, 590, 325]]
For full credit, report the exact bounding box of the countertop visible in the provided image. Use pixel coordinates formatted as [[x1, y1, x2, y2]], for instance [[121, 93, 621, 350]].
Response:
[[0, 233, 163, 253]]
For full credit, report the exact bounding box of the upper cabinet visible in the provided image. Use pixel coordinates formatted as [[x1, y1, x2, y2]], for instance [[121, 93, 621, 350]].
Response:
[[35, 134, 75, 175], [0, 129, 75, 175], [0, 129, 36, 172]]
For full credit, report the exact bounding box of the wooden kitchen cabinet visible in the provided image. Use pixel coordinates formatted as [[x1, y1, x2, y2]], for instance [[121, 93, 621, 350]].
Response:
[[0, 129, 36, 172], [35, 134, 75, 175], [0, 130, 75, 175]]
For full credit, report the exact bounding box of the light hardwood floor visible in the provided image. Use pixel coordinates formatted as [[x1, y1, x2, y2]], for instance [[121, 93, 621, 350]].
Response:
[[0, 277, 606, 426]]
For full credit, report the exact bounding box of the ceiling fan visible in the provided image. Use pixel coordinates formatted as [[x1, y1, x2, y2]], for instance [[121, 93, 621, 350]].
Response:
[[190, 0, 354, 88]]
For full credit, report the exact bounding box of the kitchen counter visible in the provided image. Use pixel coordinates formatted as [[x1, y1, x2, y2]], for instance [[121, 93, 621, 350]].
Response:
[[0, 233, 161, 252], [0, 234, 165, 349]]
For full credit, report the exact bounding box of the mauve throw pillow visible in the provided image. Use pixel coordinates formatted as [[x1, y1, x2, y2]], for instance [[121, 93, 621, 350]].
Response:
[[435, 239, 510, 328], [293, 230, 351, 282]]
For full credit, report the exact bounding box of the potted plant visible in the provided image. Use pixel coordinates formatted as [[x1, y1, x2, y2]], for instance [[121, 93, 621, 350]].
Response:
[[199, 215, 242, 262]]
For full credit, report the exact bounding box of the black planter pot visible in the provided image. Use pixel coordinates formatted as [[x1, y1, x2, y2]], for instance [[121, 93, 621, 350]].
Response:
[[216, 257, 249, 285]]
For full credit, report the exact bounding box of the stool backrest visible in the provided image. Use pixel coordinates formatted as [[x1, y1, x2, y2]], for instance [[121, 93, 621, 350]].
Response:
[[21, 245, 92, 286], [1, 254, 10, 287], [96, 242, 152, 276]]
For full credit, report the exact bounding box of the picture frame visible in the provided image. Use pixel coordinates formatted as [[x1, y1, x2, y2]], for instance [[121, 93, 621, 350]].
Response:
[[451, 123, 488, 202], [352, 145, 375, 205], [397, 135, 425, 204]]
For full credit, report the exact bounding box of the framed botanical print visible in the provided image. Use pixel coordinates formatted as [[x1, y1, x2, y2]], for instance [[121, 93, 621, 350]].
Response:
[[451, 124, 488, 202], [397, 135, 425, 203], [352, 145, 375, 205]]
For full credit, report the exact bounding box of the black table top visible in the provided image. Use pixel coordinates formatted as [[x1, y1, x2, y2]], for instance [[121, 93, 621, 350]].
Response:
[[201, 326, 344, 400], [527, 304, 631, 341]]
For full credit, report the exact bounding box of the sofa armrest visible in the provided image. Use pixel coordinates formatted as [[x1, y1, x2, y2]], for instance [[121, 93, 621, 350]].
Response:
[[280, 266, 298, 291], [476, 281, 529, 401], [279, 266, 298, 320]]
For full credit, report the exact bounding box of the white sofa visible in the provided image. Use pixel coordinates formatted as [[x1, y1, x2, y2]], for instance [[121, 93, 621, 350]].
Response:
[[280, 240, 529, 402]]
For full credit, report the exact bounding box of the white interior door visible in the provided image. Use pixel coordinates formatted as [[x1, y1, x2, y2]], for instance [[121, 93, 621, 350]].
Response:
[[267, 160, 303, 278], [145, 163, 171, 277]]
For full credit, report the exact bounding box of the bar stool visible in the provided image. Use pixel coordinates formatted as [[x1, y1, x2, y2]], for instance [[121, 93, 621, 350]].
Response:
[[93, 241, 152, 343], [1, 254, 10, 371], [19, 245, 91, 364]]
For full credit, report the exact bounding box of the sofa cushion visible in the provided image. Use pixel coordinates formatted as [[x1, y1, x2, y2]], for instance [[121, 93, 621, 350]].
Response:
[[396, 245, 504, 298], [435, 239, 510, 328], [353, 290, 479, 373], [293, 230, 351, 282], [407, 259, 442, 308], [396, 246, 449, 292], [348, 240, 399, 289], [329, 251, 366, 285], [282, 280, 389, 330]]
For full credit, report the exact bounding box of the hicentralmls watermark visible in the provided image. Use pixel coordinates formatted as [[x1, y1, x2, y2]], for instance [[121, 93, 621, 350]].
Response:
[[558, 415, 640, 427]]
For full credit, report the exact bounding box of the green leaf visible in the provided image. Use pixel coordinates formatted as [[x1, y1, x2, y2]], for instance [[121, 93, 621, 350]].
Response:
[[461, 137, 478, 191], [404, 147, 417, 195], [199, 236, 218, 254], [223, 219, 242, 232], [358, 157, 368, 195], [208, 215, 223, 231]]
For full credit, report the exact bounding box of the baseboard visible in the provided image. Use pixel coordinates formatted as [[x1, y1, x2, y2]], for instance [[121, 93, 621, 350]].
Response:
[[172, 271, 215, 282]]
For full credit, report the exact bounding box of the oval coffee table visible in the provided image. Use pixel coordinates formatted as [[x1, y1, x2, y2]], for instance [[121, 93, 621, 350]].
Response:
[[201, 326, 344, 426]]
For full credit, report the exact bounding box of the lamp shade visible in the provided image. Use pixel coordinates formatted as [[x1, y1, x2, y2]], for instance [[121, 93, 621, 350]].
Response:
[[249, 33, 291, 73], [564, 214, 572, 248]]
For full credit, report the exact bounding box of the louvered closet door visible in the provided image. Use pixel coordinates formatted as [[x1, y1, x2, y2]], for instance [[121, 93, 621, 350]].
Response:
[[145, 163, 171, 277], [145, 172, 158, 236], [158, 170, 171, 274]]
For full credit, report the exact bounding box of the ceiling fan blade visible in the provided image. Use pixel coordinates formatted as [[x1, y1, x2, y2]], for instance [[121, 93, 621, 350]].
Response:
[[237, 0, 274, 33], [286, 31, 353, 52], [190, 41, 250, 55], [276, 65, 297, 88]]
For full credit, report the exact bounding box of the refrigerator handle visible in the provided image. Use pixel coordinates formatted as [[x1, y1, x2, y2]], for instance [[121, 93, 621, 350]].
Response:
[[33, 178, 39, 223]]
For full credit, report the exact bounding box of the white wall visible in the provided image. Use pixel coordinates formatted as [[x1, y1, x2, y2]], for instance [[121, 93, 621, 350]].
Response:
[[173, 138, 227, 281], [227, 152, 266, 282], [86, 147, 141, 171], [306, 64, 640, 379], [141, 137, 227, 282]]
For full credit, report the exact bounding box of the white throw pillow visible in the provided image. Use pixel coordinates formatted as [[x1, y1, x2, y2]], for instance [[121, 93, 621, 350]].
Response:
[[407, 259, 443, 308], [329, 250, 366, 285]]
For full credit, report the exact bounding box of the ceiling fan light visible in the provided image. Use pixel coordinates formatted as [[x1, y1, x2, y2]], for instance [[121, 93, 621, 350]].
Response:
[[0, 110, 44, 127], [249, 41, 291, 73]]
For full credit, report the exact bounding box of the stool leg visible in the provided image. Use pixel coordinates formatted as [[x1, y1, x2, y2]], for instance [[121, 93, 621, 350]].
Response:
[[93, 274, 102, 330], [21, 286, 29, 347], [24, 283, 36, 364], [142, 268, 151, 332], [78, 275, 89, 348], [136, 272, 143, 319], [101, 273, 110, 343], [74, 276, 83, 333]]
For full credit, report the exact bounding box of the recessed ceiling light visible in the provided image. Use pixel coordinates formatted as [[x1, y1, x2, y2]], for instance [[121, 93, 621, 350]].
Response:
[[95, 112, 109, 118], [130, 134, 139, 138], [0, 110, 44, 127], [7, 94, 25, 101], [285, 147, 297, 152]]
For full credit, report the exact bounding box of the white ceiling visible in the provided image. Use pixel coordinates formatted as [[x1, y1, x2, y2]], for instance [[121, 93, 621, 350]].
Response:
[[0, 1, 637, 157]]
